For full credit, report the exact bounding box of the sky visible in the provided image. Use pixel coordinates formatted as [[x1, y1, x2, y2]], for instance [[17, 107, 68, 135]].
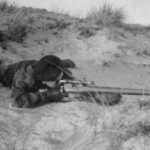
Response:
[[8, 0, 150, 25]]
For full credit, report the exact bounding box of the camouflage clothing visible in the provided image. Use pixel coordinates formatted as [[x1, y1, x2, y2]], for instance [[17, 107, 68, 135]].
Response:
[[0, 55, 75, 108], [0, 60, 36, 87]]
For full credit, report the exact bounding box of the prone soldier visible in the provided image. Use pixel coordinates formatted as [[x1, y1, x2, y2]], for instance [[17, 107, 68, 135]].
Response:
[[0, 55, 76, 108]]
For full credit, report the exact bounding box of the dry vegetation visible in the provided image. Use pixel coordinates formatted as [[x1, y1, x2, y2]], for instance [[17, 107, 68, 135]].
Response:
[[0, 1, 75, 45], [86, 3, 125, 27], [0, 1, 32, 45]]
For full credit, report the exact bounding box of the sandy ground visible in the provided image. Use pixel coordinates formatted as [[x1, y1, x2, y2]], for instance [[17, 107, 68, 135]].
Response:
[[1, 27, 150, 150]]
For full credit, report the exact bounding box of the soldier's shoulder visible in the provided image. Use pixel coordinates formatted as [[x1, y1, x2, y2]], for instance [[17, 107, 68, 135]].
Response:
[[13, 60, 37, 71]]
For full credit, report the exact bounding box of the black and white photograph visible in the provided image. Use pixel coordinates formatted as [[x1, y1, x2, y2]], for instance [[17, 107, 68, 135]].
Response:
[[0, 0, 150, 149]]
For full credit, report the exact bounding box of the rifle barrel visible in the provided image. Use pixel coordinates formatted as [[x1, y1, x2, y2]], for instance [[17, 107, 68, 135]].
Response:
[[65, 87, 150, 95]]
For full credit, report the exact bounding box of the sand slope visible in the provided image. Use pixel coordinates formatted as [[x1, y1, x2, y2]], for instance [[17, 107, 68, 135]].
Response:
[[1, 8, 150, 150]]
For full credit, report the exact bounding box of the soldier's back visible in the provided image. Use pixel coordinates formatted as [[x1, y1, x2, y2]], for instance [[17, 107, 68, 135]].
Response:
[[0, 60, 37, 87]]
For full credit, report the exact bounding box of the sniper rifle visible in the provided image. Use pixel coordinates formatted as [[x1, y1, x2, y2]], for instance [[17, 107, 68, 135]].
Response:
[[58, 79, 150, 96], [39, 79, 150, 96]]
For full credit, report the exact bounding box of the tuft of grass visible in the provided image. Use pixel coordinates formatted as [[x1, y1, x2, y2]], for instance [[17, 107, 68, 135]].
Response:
[[0, 3, 34, 44], [0, 1, 34, 43], [0, 30, 7, 49], [0, 0, 17, 13], [86, 3, 125, 27], [5, 12, 33, 42], [78, 25, 97, 38], [78, 92, 122, 106], [0, 0, 8, 11], [0, 121, 15, 150]]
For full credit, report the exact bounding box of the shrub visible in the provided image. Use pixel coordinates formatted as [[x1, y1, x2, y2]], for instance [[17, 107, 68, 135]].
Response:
[[0, 30, 7, 49], [0, 0, 17, 13], [0, 1, 33, 43], [0, 30, 5, 42], [6, 12, 34, 42], [78, 26, 96, 38], [86, 3, 125, 27], [0, 1, 8, 11]]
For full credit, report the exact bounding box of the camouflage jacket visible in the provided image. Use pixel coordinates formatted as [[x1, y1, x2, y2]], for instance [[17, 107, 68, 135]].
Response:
[[0, 60, 62, 108]]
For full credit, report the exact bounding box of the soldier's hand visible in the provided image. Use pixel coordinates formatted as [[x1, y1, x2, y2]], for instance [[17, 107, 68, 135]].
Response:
[[46, 87, 64, 102]]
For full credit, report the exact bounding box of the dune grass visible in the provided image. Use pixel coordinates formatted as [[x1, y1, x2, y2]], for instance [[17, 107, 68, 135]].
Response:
[[0, 0, 17, 13], [0, 1, 74, 45], [86, 3, 125, 27], [5, 11, 34, 42], [0, 1, 34, 43]]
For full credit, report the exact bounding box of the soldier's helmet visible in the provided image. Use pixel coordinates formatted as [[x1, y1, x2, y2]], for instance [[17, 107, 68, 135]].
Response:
[[33, 55, 75, 82]]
